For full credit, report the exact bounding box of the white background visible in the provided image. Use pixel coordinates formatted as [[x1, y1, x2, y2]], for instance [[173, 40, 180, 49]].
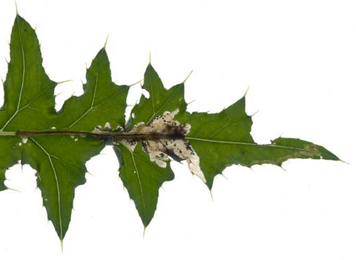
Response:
[[0, 0, 355, 259]]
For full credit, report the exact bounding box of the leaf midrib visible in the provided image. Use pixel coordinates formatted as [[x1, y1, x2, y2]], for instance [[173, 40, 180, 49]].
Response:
[[186, 136, 332, 158], [66, 74, 98, 129], [65, 50, 129, 130], [128, 147, 147, 224], [30, 137, 64, 241]]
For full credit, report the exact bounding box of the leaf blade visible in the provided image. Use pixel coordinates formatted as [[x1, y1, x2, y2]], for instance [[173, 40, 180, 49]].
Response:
[[130, 64, 187, 125], [0, 15, 56, 131], [117, 64, 187, 227], [185, 97, 339, 188], [54, 48, 129, 131], [116, 143, 174, 227], [0, 16, 120, 240], [21, 136, 104, 240]]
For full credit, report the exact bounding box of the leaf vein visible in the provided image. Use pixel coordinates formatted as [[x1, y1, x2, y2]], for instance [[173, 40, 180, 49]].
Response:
[[129, 148, 147, 222], [147, 85, 180, 124], [0, 18, 26, 131], [30, 137, 64, 241]]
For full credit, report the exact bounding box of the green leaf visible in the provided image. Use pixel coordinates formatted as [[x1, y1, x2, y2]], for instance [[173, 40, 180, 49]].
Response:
[[0, 16, 57, 131], [0, 15, 56, 189], [111, 62, 339, 226], [0, 15, 56, 190], [0, 16, 123, 241], [0, 14, 340, 243], [130, 63, 187, 125], [184, 97, 339, 188], [21, 136, 104, 240], [0, 137, 20, 191], [115, 143, 174, 227], [114, 64, 185, 227], [54, 48, 129, 131]]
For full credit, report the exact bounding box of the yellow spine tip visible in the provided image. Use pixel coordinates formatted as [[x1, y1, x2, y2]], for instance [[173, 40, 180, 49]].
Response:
[[142, 227, 146, 239], [104, 35, 109, 48], [183, 69, 194, 83], [15, 0, 19, 15], [60, 239, 64, 253], [244, 85, 250, 97]]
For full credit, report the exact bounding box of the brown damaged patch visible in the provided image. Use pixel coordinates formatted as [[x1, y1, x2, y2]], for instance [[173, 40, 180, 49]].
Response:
[[111, 109, 206, 183]]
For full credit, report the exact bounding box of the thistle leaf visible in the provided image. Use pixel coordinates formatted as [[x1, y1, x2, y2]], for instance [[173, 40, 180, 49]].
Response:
[[183, 97, 339, 188], [0, 15, 339, 243]]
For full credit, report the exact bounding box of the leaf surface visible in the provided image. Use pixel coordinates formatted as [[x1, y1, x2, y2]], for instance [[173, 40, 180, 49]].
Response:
[[114, 64, 185, 226], [115, 143, 174, 227], [0, 16, 124, 240], [0, 15, 56, 189], [0, 15, 56, 190], [183, 97, 339, 188], [130, 63, 186, 125], [0, 15, 340, 242], [22, 136, 104, 239], [54, 49, 129, 131]]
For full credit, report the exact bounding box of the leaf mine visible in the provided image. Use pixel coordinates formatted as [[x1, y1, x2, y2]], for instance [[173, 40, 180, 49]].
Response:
[[0, 14, 340, 242], [118, 109, 206, 183]]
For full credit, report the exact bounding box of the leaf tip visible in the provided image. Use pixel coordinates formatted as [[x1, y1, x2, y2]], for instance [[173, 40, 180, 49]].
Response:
[[6, 186, 21, 193], [56, 79, 73, 86], [187, 99, 196, 105], [339, 159, 349, 165], [205, 179, 214, 191], [128, 79, 143, 87], [221, 173, 229, 181], [15, 0, 19, 15], [60, 239, 64, 253], [142, 227, 146, 239], [104, 34, 109, 49], [279, 164, 287, 172], [243, 85, 250, 97], [251, 109, 260, 116], [209, 190, 214, 202], [86, 170, 94, 177], [183, 69, 194, 84]]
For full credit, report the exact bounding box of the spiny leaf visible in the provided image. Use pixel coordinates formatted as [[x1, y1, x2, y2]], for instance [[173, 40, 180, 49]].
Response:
[[21, 136, 104, 240], [183, 97, 339, 188], [0, 15, 56, 190], [0, 14, 340, 243], [0, 137, 20, 191], [0, 16, 57, 131], [130, 63, 187, 125], [115, 143, 174, 227], [0, 15, 122, 241], [54, 48, 129, 131], [113, 64, 187, 226], [113, 63, 338, 224]]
